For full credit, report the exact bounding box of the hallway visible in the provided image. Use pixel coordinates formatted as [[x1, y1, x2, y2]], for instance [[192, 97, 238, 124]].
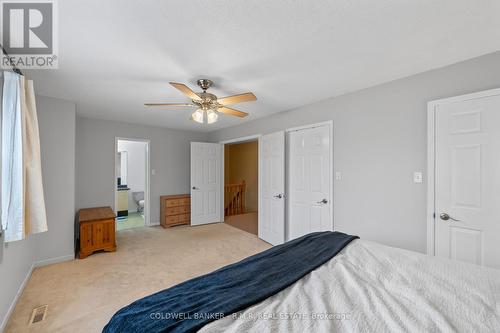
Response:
[[225, 212, 258, 235]]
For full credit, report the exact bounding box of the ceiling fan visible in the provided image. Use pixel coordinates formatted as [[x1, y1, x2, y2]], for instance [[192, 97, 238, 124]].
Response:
[[145, 79, 256, 124]]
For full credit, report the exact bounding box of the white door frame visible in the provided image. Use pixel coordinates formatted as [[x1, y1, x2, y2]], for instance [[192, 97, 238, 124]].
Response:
[[219, 134, 262, 222], [285, 121, 334, 240], [114, 137, 151, 226], [426, 87, 500, 255]]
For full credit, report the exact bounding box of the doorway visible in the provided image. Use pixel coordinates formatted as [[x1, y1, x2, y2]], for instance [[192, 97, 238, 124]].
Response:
[[215, 123, 333, 245], [222, 139, 259, 235], [115, 138, 150, 230]]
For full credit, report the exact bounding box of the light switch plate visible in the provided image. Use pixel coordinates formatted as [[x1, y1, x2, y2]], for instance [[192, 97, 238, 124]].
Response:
[[413, 171, 423, 183], [335, 171, 342, 181], [151, 169, 156, 176]]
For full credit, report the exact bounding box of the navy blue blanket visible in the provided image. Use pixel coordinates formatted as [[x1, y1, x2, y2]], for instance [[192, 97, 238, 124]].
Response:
[[103, 231, 358, 333]]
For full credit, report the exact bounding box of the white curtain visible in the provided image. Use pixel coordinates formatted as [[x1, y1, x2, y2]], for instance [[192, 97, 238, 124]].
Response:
[[1, 71, 47, 242]]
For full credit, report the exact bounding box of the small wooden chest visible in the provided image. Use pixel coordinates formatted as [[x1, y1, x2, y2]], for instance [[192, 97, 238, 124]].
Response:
[[78, 207, 116, 259]]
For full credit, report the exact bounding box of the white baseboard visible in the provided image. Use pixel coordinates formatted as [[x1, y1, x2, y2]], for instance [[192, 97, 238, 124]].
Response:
[[34, 254, 74, 268], [0, 263, 34, 333], [0, 253, 74, 332]]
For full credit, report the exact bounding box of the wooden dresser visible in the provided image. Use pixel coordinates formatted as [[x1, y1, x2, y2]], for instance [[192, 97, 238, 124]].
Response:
[[78, 207, 116, 259], [160, 194, 190, 228]]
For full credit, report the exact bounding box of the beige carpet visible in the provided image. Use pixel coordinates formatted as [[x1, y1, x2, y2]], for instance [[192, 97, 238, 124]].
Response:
[[224, 212, 258, 235], [5, 223, 270, 333]]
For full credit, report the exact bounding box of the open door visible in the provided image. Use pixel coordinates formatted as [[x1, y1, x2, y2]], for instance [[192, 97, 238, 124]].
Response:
[[191, 142, 221, 225], [258, 131, 285, 245]]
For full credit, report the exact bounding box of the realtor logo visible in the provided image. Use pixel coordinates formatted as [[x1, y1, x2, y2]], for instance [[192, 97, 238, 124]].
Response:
[[1, 0, 58, 69]]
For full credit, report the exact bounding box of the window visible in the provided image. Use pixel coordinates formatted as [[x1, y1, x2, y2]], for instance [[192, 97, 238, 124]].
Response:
[[1, 71, 47, 242]]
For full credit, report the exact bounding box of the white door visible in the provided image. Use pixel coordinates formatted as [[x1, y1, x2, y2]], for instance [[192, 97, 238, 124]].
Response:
[[258, 131, 285, 245], [435, 94, 500, 268], [288, 125, 332, 240], [191, 142, 221, 225]]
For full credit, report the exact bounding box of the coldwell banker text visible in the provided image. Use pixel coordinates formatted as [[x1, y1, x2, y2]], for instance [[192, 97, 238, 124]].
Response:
[[1, 0, 58, 69]]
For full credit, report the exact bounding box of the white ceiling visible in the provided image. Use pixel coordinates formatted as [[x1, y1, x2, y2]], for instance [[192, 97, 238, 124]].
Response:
[[27, 0, 500, 132]]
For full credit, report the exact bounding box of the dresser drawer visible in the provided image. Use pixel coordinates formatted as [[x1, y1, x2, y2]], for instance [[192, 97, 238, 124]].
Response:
[[165, 213, 190, 226], [165, 199, 180, 207], [165, 214, 180, 224], [179, 197, 190, 206], [166, 205, 190, 216], [165, 197, 190, 207]]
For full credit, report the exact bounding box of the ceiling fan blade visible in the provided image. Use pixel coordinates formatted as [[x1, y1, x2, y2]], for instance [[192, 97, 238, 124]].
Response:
[[217, 92, 256, 105], [144, 103, 196, 108], [218, 106, 248, 118], [169, 82, 201, 101]]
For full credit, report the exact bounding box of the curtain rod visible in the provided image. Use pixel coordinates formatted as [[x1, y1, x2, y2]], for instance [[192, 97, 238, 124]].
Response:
[[0, 43, 24, 76]]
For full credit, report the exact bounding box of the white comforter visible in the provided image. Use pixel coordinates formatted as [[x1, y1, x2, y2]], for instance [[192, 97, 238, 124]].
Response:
[[200, 239, 500, 332]]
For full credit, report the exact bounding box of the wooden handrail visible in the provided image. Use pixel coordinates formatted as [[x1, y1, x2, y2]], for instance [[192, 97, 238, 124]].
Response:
[[224, 181, 246, 216]]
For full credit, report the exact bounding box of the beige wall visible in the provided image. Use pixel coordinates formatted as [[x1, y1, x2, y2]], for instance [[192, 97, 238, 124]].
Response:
[[224, 141, 258, 212], [75, 116, 208, 224]]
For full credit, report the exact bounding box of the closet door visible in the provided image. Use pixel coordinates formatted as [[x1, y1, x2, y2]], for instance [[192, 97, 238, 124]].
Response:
[[434, 94, 500, 268], [288, 125, 332, 240]]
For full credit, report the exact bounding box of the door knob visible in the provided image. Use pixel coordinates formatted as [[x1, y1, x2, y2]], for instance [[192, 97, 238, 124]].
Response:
[[192, 186, 199, 190], [317, 199, 328, 204], [273, 194, 283, 199], [439, 213, 460, 222]]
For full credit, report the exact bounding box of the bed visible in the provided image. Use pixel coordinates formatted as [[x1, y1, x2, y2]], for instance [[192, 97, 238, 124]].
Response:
[[104, 232, 500, 332]]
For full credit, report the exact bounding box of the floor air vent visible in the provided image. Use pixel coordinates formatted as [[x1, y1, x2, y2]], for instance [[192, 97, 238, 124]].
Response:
[[29, 305, 48, 325]]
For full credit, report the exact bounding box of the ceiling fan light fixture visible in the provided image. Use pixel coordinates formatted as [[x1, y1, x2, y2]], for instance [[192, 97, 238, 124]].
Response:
[[148, 80, 254, 124], [206, 109, 218, 124], [191, 109, 204, 124]]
